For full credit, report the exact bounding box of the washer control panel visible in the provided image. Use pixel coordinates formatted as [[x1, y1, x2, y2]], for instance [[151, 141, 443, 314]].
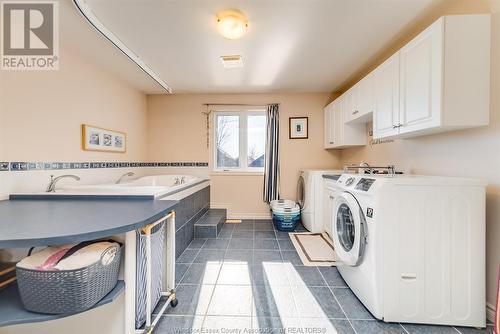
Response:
[[355, 178, 376, 191]]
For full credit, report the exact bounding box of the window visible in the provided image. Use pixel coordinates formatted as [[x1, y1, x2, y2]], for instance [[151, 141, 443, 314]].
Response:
[[213, 110, 266, 172]]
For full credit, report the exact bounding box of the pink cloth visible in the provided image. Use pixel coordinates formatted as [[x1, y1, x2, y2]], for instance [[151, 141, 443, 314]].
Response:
[[36, 248, 70, 270]]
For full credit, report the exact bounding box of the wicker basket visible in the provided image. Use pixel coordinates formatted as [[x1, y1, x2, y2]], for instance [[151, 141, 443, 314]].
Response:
[[16, 244, 122, 315]]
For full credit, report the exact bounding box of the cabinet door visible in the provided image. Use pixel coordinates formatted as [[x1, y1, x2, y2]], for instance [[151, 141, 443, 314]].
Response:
[[343, 86, 358, 123], [373, 53, 400, 139], [357, 74, 374, 117], [399, 18, 443, 134], [323, 187, 335, 239], [334, 99, 344, 147], [324, 103, 335, 148]]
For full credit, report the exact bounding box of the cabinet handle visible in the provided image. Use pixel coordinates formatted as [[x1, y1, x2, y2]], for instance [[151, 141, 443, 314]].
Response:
[[329, 141, 334, 144], [353, 110, 359, 115]]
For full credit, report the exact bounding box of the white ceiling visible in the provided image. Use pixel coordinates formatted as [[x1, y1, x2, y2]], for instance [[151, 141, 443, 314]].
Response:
[[80, 0, 444, 94], [59, 0, 166, 93]]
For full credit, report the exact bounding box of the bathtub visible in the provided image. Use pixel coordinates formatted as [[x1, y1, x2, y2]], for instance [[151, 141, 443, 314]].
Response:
[[46, 174, 210, 199], [120, 175, 201, 187]]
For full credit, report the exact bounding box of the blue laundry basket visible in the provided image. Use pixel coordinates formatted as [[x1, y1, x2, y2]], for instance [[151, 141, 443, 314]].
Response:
[[270, 200, 301, 232]]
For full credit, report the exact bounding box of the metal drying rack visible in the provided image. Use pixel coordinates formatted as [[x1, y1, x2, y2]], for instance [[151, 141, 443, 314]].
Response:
[[137, 211, 177, 334]]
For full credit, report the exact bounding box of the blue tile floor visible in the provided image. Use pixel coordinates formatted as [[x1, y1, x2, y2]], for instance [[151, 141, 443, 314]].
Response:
[[155, 220, 494, 334]]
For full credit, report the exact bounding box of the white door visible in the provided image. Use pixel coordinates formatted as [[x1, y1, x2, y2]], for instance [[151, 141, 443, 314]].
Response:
[[399, 18, 443, 134], [331, 192, 367, 266], [373, 53, 401, 139], [323, 103, 335, 148]]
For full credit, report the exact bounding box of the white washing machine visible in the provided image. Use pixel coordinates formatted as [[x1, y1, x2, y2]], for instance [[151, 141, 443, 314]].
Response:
[[297, 169, 342, 233], [328, 173, 486, 327]]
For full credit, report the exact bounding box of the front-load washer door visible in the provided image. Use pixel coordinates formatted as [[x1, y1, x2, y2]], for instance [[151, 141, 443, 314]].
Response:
[[297, 175, 306, 208], [332, 192, 367, 266]]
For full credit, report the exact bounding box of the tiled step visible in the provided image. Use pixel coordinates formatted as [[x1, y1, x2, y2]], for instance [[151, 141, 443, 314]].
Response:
[[194, 208, 227, 238]]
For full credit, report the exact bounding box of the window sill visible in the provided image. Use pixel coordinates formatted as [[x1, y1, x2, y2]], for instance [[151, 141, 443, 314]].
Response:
[[210, 171, 264, 176]]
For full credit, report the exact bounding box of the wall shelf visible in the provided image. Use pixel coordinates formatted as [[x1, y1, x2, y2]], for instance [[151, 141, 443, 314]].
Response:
[[0, 280, 124, 328]]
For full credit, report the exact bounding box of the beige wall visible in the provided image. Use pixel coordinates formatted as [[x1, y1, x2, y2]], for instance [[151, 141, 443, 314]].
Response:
[[0, 45, 148, 162], [340, 3, 500, 315], [147, 93, 342, 218], [337, 0, 493, 92], [0, 44, 148, 199]]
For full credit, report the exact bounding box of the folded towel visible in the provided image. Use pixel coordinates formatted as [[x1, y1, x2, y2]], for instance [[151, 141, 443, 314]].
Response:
[[17, 241, 120, 271], [17, 245, 73, 271], [56, 242, 119, 270]]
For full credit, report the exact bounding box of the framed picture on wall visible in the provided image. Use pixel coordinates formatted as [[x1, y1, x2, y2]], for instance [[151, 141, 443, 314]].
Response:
[[289, 117, 308, 139], [81, 124, 126, 153]]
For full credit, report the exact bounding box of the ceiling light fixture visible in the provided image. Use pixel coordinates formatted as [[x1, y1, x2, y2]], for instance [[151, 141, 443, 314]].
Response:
[[216, 10, 248, 40]]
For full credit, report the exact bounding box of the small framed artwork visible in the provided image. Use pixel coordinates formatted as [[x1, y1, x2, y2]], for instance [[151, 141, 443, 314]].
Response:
[[289, 117, 308, 139], [81, 124, 126, 153]]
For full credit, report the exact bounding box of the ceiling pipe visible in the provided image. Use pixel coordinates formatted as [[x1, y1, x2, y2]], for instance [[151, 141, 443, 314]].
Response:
[[72, 0, 172, 93]]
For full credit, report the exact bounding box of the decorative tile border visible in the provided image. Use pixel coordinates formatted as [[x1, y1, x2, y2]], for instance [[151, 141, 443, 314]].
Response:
[[0, 162, 208, 172]]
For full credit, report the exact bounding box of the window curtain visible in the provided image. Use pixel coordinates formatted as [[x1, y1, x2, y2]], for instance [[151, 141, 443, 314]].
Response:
[[263, 104, 280, 203]]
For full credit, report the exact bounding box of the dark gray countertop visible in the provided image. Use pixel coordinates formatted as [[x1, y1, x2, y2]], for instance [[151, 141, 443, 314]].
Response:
[[0, 281, 125, 327], [0, 199, 178, 248]]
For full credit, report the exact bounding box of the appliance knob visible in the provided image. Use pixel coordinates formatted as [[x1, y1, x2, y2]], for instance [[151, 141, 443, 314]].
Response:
[[345, 177, 355, 186]]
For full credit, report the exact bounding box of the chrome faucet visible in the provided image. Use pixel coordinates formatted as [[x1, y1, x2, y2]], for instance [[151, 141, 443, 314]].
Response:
[[46, 174, 80, 193], [115, 172, 135, 184], [174, 177, 181, 186], [360, 162, 374, 174], [180, 177, 186, 184]]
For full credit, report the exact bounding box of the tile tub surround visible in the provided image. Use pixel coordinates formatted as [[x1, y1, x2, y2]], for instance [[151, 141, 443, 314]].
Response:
[[174, 186, 210, 258], [158, 220, 494, 334], [1, 161, 208, 172]]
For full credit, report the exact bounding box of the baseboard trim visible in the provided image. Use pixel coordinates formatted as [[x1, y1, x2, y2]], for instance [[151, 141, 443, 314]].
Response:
[[229, 213, 272, 220], [486, 302, 496, 323], [210, 203, 271, 220]]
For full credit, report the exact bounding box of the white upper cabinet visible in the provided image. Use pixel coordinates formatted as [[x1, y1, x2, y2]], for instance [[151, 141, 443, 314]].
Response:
[[343, 87, 356, 122], [398, 18, 443, 135], [355, 73, 374, 121], [373, 53, 400, 139], [324, 96, 366, 149], [324, 102, 335, 148], [324, 14, 490, 147], [345, 74, 375, 124], [375, 14, 491, 139]]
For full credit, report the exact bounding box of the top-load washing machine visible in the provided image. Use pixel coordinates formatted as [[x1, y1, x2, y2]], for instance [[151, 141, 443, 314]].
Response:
[[297, 169, 342, 233], [328, 173, 486, 327]]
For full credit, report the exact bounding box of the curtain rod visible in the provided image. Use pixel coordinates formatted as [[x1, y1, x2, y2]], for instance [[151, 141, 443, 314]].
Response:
[[202, 103, 280, 106]]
